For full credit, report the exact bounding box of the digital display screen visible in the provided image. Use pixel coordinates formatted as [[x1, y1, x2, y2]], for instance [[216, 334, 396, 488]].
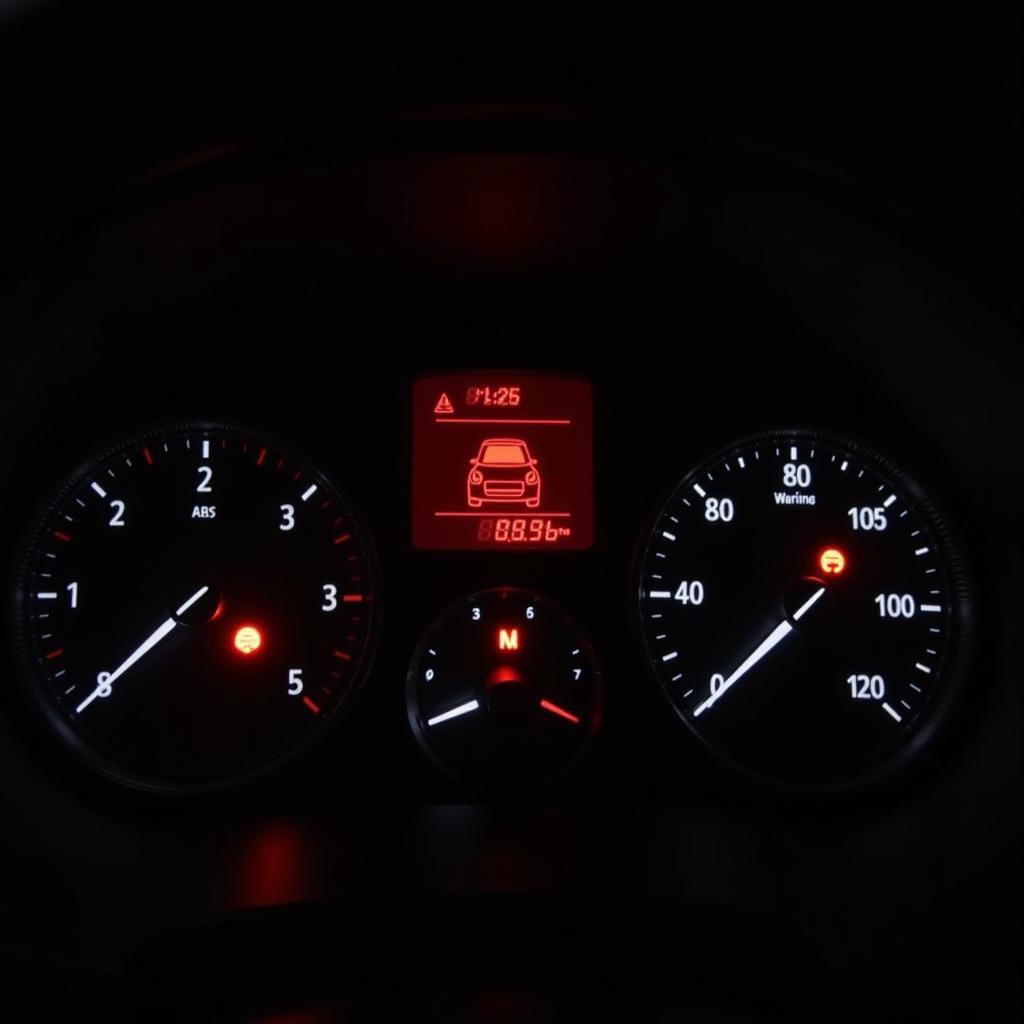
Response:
[[412, 374, 594, 550]]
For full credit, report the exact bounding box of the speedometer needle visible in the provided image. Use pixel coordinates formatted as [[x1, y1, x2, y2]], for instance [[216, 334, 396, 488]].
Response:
[[693, 585, 825, 717], [75, 585, 210, 713]]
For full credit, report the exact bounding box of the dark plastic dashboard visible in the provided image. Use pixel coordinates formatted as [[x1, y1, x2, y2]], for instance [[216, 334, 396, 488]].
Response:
[[0, 12, 1019, 1023]]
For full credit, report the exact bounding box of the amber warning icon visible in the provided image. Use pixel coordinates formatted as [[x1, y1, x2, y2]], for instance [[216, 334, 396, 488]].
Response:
[[434, 393, 455, 415]]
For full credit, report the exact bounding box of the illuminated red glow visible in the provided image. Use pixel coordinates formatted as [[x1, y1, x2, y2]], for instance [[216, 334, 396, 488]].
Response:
[[233, 625, 263, 655], [142, 446, 154, 465], [539, 699, 580, 725], [412, 375, 593, 550], [819, 547, 847, 575], [53, 530, 71, 542], [487, 665, 523, 687], [229, 821, 319, 909]]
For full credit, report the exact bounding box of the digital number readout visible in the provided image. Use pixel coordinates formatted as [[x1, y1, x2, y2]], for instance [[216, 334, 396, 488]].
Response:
[[412, 375, 593, 550], [466, 386, 521, 407], [478, 518, 573, 544]]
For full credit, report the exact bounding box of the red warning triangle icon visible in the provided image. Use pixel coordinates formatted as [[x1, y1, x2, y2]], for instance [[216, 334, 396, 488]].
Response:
[[434, 392, 455, 414]]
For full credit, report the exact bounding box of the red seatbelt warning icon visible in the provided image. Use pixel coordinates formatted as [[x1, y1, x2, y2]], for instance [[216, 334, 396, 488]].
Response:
[[434, 393, 455, 415]]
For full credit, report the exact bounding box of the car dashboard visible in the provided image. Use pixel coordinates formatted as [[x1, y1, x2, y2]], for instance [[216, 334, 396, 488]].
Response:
[[0, 15, 1019, 1023]]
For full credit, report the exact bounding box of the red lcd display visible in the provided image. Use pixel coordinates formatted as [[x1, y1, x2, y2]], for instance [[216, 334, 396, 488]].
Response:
[[412, 374, 593, 550]]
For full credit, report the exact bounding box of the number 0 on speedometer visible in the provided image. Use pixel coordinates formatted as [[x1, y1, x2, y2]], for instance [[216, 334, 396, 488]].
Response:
[[638, 431, 971, 788]]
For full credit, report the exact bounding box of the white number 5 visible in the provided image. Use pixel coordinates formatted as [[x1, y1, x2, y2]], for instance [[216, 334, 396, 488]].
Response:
[[288, 668, 303, 695]]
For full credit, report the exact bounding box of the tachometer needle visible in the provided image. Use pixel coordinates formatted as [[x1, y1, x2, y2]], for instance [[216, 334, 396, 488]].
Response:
[[75, 585, 210, 713], [693, 585, 825, 717]]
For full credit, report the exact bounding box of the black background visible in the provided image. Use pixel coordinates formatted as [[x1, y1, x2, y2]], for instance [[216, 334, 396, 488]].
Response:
[[0, 8, 1019, 1022]]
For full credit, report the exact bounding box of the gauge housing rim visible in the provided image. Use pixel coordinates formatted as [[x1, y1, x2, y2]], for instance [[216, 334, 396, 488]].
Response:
[[10, 418, 383, 796], [405, 586, 605, 792], [634, 426, 975, 794]]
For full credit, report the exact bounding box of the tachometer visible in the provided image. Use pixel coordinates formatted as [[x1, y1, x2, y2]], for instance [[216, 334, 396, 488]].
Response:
[[14, 423, 377, 791], [637, 430, 971, 788]]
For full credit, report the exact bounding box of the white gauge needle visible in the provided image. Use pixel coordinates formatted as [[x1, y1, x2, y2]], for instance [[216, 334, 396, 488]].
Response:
[[426, 699, 480, 727], [75, 585, 210, 713], [693, 585, 825, 717]]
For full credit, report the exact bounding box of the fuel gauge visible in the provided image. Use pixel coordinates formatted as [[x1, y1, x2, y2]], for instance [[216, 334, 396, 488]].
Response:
[[406, 589, 603, 789]]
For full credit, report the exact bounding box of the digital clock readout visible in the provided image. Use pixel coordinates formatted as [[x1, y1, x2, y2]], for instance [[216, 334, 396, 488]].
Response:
[[466, 386, 522, 407]]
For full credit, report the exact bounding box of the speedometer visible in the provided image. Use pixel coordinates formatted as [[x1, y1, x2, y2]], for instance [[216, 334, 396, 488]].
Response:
[[637, 430, 971, 788]]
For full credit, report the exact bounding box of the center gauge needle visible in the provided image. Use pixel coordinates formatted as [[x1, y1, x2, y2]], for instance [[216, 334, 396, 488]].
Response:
[[693, 585, 825, 717], [75, 585, 210, 713]]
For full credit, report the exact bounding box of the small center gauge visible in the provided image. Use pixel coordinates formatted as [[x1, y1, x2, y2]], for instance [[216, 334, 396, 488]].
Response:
[[406, 589, 603, 788]]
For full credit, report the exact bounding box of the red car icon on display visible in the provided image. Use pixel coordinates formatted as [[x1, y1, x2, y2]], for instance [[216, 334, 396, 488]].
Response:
[[467, 438, 541, 508]]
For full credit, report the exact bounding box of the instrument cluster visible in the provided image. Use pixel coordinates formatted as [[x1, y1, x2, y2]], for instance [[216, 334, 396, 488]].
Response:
[[12, 372, 973, 795]]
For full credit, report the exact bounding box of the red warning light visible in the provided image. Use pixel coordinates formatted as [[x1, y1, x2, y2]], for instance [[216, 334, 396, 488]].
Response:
[[434, 393, 455, 415], [233, 625, 263, 655], [497, 627, 520, 652], [819, 548, 847, 575]]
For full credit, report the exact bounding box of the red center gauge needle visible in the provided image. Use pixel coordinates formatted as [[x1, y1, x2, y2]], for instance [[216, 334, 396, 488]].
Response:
[[693, 585, 826, 718], [539, 699, 580, 724], [75, 585, 210, 713]]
